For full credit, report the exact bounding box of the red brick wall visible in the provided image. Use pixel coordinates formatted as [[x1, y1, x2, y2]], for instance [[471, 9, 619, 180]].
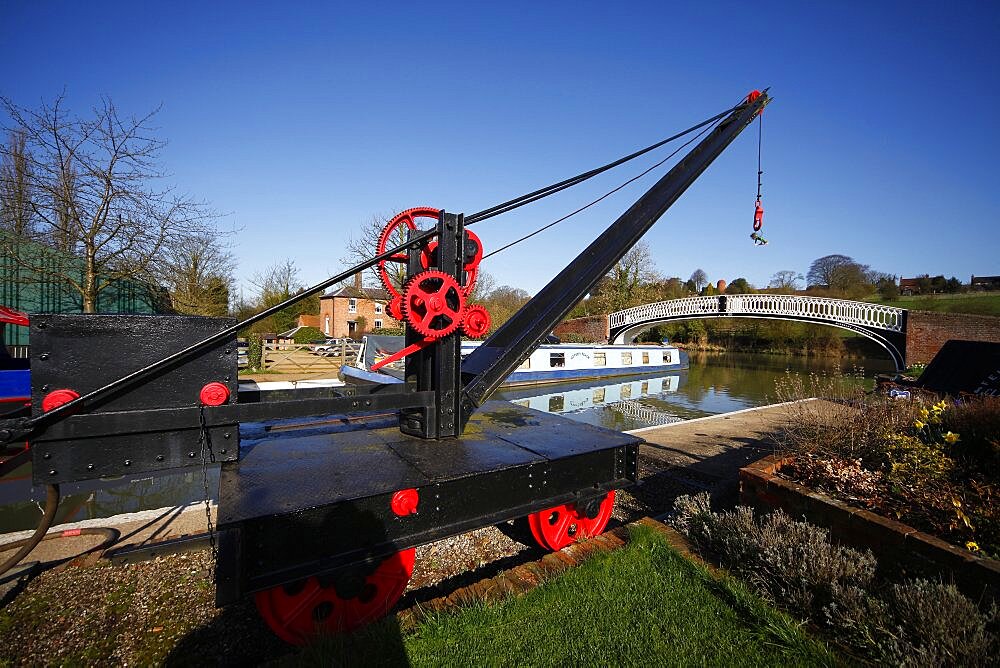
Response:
[[905, 310, 1000, 366], [552, 315, 609, 342], [319, 296, 400, 338]]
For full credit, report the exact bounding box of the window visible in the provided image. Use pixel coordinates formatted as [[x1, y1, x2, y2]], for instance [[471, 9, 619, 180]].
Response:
[[548, 395, 565, 412], [518, 357, 531, 370], [550, 352, 565, 368], [621, 352, 632, 365], [641, 381, 649, 394], [594, 352, 606, 367], [621, 384, 632, 399], [662, 351, 673, 364], [593, 388, 606, 403], [375, 303, 383, 314], [324, 316, 331, 336], [642, 352, 650, 365], [374, 319, 383, 329], [348, 298, 357, 313]]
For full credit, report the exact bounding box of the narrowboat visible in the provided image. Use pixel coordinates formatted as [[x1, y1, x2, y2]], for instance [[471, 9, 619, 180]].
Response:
[[340, 334, 688, 386]]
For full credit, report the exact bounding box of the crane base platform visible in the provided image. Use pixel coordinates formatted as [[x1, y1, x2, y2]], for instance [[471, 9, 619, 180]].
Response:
[[215, 401, 640, 604]]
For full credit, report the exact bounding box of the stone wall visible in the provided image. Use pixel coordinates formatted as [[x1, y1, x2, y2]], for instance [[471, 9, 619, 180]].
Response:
[[905, 310, 1000, 366], [552, 315, 609, 342]]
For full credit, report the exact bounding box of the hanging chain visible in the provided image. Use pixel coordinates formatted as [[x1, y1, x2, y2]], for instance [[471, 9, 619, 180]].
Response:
[[756, 111, 763, 201], [197, 404, 218, 569]]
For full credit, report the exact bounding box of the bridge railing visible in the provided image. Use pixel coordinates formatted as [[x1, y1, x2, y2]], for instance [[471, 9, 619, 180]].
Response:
[[609, 295, 905, 333]]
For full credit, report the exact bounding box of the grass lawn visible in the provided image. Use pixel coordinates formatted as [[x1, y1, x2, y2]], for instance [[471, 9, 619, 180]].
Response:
[[865, 291, 1000, 316], [297, 525, 835, 666]]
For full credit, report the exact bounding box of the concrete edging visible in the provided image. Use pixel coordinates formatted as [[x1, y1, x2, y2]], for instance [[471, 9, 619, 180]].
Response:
[[739, 454, 1000, 602]]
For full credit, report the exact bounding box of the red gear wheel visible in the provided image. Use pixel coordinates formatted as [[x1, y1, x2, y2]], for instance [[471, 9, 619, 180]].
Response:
[[525, 491, 616, 551], [254, 548, 416, 644], [376, 207, 441, 299], [419, 229, 484, 295], [462, 305, 491, 338], [402, 270, 466, 339]]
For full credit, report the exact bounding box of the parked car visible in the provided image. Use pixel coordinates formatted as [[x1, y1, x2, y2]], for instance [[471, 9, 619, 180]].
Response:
[[309, 338, 350, 353]]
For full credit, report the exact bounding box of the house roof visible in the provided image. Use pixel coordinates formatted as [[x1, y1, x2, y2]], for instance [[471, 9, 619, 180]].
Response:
[[322, 286, 392, 301]]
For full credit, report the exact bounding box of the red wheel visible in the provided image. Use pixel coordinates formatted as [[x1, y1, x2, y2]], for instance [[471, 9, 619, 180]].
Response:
[[388, 296, 404, 321], [254, 548, 416, 645], [376, 207, 441, 299], [462, 305, 491, 338], [402, 270, 466, 339], [526, 491, 616, 551]]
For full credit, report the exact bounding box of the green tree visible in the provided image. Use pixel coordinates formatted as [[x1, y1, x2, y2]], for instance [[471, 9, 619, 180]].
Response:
[[725, 277, 753, 294]]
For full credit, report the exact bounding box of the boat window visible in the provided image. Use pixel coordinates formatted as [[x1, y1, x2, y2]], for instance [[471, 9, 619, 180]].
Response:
[[514, 399, 530, 408], [663, 351, 672, 363], [550, 352, 565, 368], [548, 395, 564, 412], [594, 352, 606, 367], [593, 388, 605, 403], [622, 384, 632, 399], [642, 352, 650, 365], [518, 358, 531, 370], [621, 352, 632, 365], [641, 381, 649, 394]]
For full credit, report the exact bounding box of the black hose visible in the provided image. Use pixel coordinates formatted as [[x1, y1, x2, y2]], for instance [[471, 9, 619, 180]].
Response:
[[0, 484, 60, 576]]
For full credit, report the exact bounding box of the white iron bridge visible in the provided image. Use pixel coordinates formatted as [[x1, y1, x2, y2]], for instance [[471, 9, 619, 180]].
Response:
[[609, 295, 908, 371]]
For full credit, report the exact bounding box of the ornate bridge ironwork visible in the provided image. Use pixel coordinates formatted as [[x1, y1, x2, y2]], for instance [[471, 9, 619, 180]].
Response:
[[609, 295, 908, 370]]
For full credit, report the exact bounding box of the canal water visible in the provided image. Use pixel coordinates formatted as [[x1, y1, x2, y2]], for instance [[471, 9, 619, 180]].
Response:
[[0, 353, 895, 533]]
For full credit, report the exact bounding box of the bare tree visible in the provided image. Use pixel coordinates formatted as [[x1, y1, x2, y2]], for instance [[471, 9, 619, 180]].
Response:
[[592, 242, 659, 313], [806, 254, 854, 288], [689, 268, 708, 293], [0, 130, 34, 237], [0, 94, 218, 312], [160, 233, 234, 316], [481, 284, 531, 331], [248, 259, 317, 334], [769, 270, 803, 291]]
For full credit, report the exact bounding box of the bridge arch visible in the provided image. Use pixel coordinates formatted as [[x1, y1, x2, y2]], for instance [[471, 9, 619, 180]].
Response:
[[609, 295, 908, 371]]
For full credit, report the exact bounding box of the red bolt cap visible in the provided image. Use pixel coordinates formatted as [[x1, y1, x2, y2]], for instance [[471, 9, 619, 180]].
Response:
[[199, 382, 230, 406], [42, 389, 80, 412], [391, 489, 419, 517]]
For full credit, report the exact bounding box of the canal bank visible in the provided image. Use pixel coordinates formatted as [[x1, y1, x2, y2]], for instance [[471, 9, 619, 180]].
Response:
[[1, 399, 838, 663]]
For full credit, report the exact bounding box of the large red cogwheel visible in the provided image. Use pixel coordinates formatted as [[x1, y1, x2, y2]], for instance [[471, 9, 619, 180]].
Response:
[[376, 208, 484, 300], [402, 270, 466, 338], [376, 207, 442, 301], [254, 549, 416, 644]]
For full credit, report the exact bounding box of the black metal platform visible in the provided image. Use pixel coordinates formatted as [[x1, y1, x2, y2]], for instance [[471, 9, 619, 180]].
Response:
[[215, 401, 640, 603]]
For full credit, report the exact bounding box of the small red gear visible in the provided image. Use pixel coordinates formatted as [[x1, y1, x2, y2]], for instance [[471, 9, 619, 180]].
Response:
[[402, 270, 466, 339], [461, 304, 491, 338], [376, 207, 441, 300]]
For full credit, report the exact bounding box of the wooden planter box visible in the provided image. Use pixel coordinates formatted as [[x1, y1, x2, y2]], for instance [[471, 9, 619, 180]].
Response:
[[740, 454, 1000, 604]]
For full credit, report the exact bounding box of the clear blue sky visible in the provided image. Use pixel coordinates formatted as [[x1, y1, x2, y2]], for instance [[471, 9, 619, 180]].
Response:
[[2, 1, 998, 298]]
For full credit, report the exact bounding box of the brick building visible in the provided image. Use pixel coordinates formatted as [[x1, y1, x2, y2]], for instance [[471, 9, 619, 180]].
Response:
[[319, 275, 401, 338]]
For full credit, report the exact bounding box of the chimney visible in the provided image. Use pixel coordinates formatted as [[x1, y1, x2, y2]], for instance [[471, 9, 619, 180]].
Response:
[[354, 272, 362, 291]]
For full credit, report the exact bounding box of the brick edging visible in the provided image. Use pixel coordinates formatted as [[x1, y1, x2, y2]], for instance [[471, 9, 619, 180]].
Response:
[[739, 454, 1000, 603], [396, 518, 704, 630]]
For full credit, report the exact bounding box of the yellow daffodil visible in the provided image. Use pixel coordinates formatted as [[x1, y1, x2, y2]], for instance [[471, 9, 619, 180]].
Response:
[[966, 541, 980, 552], [944, 431, 960, 444], [919, 408, 929, 419], [914, 420, 926, 430], [929, 416, 941, 425]]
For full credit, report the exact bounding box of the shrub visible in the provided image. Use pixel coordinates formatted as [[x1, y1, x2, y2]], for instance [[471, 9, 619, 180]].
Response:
[[882, 579, 997, 666], [672, 494, 876, 613], [292, 326, 324, 343], [671, 494, 998, 664], [941, 396, 1000, 475], [246, 333, 263, 370]]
